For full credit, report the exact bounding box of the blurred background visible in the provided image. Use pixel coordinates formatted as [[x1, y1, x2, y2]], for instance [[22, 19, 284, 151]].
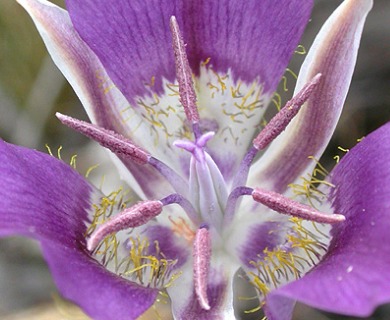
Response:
[[0, 0, 389, 319]]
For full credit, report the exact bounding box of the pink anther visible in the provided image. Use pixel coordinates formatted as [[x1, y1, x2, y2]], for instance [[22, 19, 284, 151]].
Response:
[[252, 187, 345, 224], [193, 226, 212, 310], [87, 200, 163, 251], [56, 113, 149, 165], [253, 74, 322, 150], [170, 16, 200, 127]]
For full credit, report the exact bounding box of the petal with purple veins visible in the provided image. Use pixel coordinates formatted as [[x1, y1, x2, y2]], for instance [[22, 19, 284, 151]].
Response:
[[65, 0, 313, 99], [64, 0, 313, 180], [265, 122, 390, 319], [142, 224, 190, 269], [0, 140, 157, 319], [250, 0, 373, 192], [17, 0, 185, 198], [0, 139, 92, 241], [42, 242, 157, 320]]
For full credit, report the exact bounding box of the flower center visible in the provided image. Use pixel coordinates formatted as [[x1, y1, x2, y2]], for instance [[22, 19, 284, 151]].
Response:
[[174, 131, 228, 232]]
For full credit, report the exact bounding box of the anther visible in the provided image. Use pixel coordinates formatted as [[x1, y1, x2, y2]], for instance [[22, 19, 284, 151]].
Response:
[[253, 73, 322, 150], [170, 16, 201, 137], [232, 74, 322, 189], [56, 113, 149, 165], [193, 226, 212, 310], [87, 200, 163, 251], [252, 188, 345, 224]]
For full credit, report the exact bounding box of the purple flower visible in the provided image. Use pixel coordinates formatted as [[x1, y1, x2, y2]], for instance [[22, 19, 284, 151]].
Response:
[[1, 0, 388, 319]]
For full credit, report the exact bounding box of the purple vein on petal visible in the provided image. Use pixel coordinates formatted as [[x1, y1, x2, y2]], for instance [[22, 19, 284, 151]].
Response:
[[87, 200, 163, 252], [251, 0, 373, 193], [252, 188, 345, 224], [56, 113, 188, 193], [232, 74, 322, 188], [193, 226, 212, 310], [170, 16, 201, 138]]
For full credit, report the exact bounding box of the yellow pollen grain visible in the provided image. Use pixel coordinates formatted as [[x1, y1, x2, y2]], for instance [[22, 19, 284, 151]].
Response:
[[231, 82, 243, 99], [85, 164, 100, 179], [271, 92, 282, 111], [285, 68, 298, 80], [281, 76, 289, 92], [201, 57, 211, 66], [289, 156, 334, 209], [103, 84, 116, 95], [70, 154, 77, 169], [248, 217, 328, 311], [295, 44, 307, 55], [166, 83, 180, 96], [138, 99, 156, 115], [56, 145, 63, 159], [45, 144, 54, 156], [95, 69, 116, 95], [146, 76, 156, 88], [151, 93, 160, 106], [211, 69, 228, 94]]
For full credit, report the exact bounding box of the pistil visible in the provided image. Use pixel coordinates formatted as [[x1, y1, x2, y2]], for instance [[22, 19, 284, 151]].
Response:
[[174, 131, 215, 163]]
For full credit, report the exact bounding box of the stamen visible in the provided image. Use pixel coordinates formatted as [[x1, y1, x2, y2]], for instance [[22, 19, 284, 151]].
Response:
[[170, 16, 201, 138], [57, 113, 189, 194], [253, 73, 322, 150], [87, 200, 163, 252], [251, 188, 345, 224], [56, 113, 149, 165], [232, 74, 322, 188], [224, 186, 253, 224], [160, 193, 200, 225], [193, 226, 212, 310]]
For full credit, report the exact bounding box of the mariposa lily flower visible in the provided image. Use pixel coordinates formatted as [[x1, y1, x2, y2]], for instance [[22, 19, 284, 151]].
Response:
[[1, 0, 388, 319]]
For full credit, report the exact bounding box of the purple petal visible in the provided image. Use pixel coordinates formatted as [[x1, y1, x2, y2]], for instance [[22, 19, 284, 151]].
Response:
[[0, 139, 92, 242], [143, 224, 190, 268], [17, 0, 124, 130], [18, 0, 175, 199], [266, 122, 390, 319], [42, 242, 157, 320], [251, 0, 373, 192], [235, 222, 283, 269], [0, 140, 157, 319], [65, 0, 312, 100]]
